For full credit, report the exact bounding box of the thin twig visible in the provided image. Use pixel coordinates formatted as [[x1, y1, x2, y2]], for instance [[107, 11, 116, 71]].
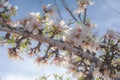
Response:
[[53, 0, 63, 20], [83, 8, 87, 24], [60, 0, 78, 22]]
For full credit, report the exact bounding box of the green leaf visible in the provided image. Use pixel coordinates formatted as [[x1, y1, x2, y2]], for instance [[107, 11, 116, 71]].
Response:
[[67, 77, 70, 80], [11, 35, 15, 42], [12, 10, 16, 16], [54, 34, 61, 38], [11, 35, 15, 47], [21, 40, 28, 49], [78, 77, 84, 80], [86, 18, 91, 23], [1, 13, 10, 19], [96, 78, 100, 80], [0, 36, 3, 39], [12, 42, 15, 47], [7, 40, 11, 44]]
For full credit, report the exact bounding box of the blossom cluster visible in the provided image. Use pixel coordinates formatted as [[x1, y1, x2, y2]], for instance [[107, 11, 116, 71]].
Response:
[[74, 0, 95, 14], [6, 4, 68, 38], [63, 23, 99, 52], [104, 30, 120, 40], [10, 11, 54, 35], [8, 48, 23, 60], [0, 0, 17, 19], [0, 0, 119, 79], [22, 12, 66, 36], [100, 30, 120, 54], [23, 12, 45, 35]]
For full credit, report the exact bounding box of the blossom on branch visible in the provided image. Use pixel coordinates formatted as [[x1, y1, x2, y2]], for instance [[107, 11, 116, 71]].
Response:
[[0, 0, 120, 79], [63, 23, 99, 52], [0, 0, 17, 19], [74, 0, 95, 14]]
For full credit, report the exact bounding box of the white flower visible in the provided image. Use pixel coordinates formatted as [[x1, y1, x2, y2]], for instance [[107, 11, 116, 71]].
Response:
[[3, 1, 9, 7], [63, 27, 82, 47], [61, 60, 70, 68], [25, 21, 33, 32], [89, 0, 95, 5], [74, 9, 84, 14], [47, 4, 51, 8], [59, 20, 69, 29], [24, 12, 43, 32], [59, 20, 65, 26], [4, 11, 11, 15], [17, 24, 24, 28], [63, 28, 72, 41], [93, 67, 101, 77], [0, 0, 6, 5], [29, 12, 35, 16], [14, 5, 18, 10], [46, 20, 53, 26], [0, 7, 4, 12], [63, 23, 98, 52], [36, 12, 40, 15], [83, 4, 88, 9], [33, 29, 39, 35], [38, 23, 45, 30], [7, 4, 12, 9], [10, 21, 20, 27], [75, 0, 95, 14], [105, 30, 120, 40]]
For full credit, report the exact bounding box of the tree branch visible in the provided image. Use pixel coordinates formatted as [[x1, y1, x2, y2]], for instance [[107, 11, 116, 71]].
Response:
[[83, 8, 87, 24], [0, 19, 103, 68]]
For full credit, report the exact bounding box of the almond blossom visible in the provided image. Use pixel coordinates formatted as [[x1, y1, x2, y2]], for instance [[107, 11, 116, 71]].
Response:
[[43, 4, 56, 17], [8, 48, 23, 60], [74, 0, 95, 14], [0, 0, 17, 17], [104, 29, 120, 40], [23, 12, 45, 34], [0, 0, 120, 79], [63, 23, 99, 52], [59, 20, 68, 29]]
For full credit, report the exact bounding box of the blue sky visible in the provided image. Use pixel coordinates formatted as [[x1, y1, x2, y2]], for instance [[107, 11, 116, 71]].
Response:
[[0, 0, 120, 80]]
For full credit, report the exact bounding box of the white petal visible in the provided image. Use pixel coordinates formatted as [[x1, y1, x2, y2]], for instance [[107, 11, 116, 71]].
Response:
[[30, 12, 35, 16], [63, 24, 68, 28], [47, 20, 53, 25], [18, 24, 24, 28], [0, 0, 6, 4], [3, 1, 9, 7], [47, 4, 51, 8], [25, 22, 33, 32], [35, 12, 40, 17], [0, 7, 4, 12], [7, 4, 12, 9], [33, 29, 39, 35], [59, 20, 65, 26], [14, 5, 18, 10], [90, 1, 95, 5], [74, 9, 84, 14], [4, 11, 11, 15], [38, 24, 45, 30]]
